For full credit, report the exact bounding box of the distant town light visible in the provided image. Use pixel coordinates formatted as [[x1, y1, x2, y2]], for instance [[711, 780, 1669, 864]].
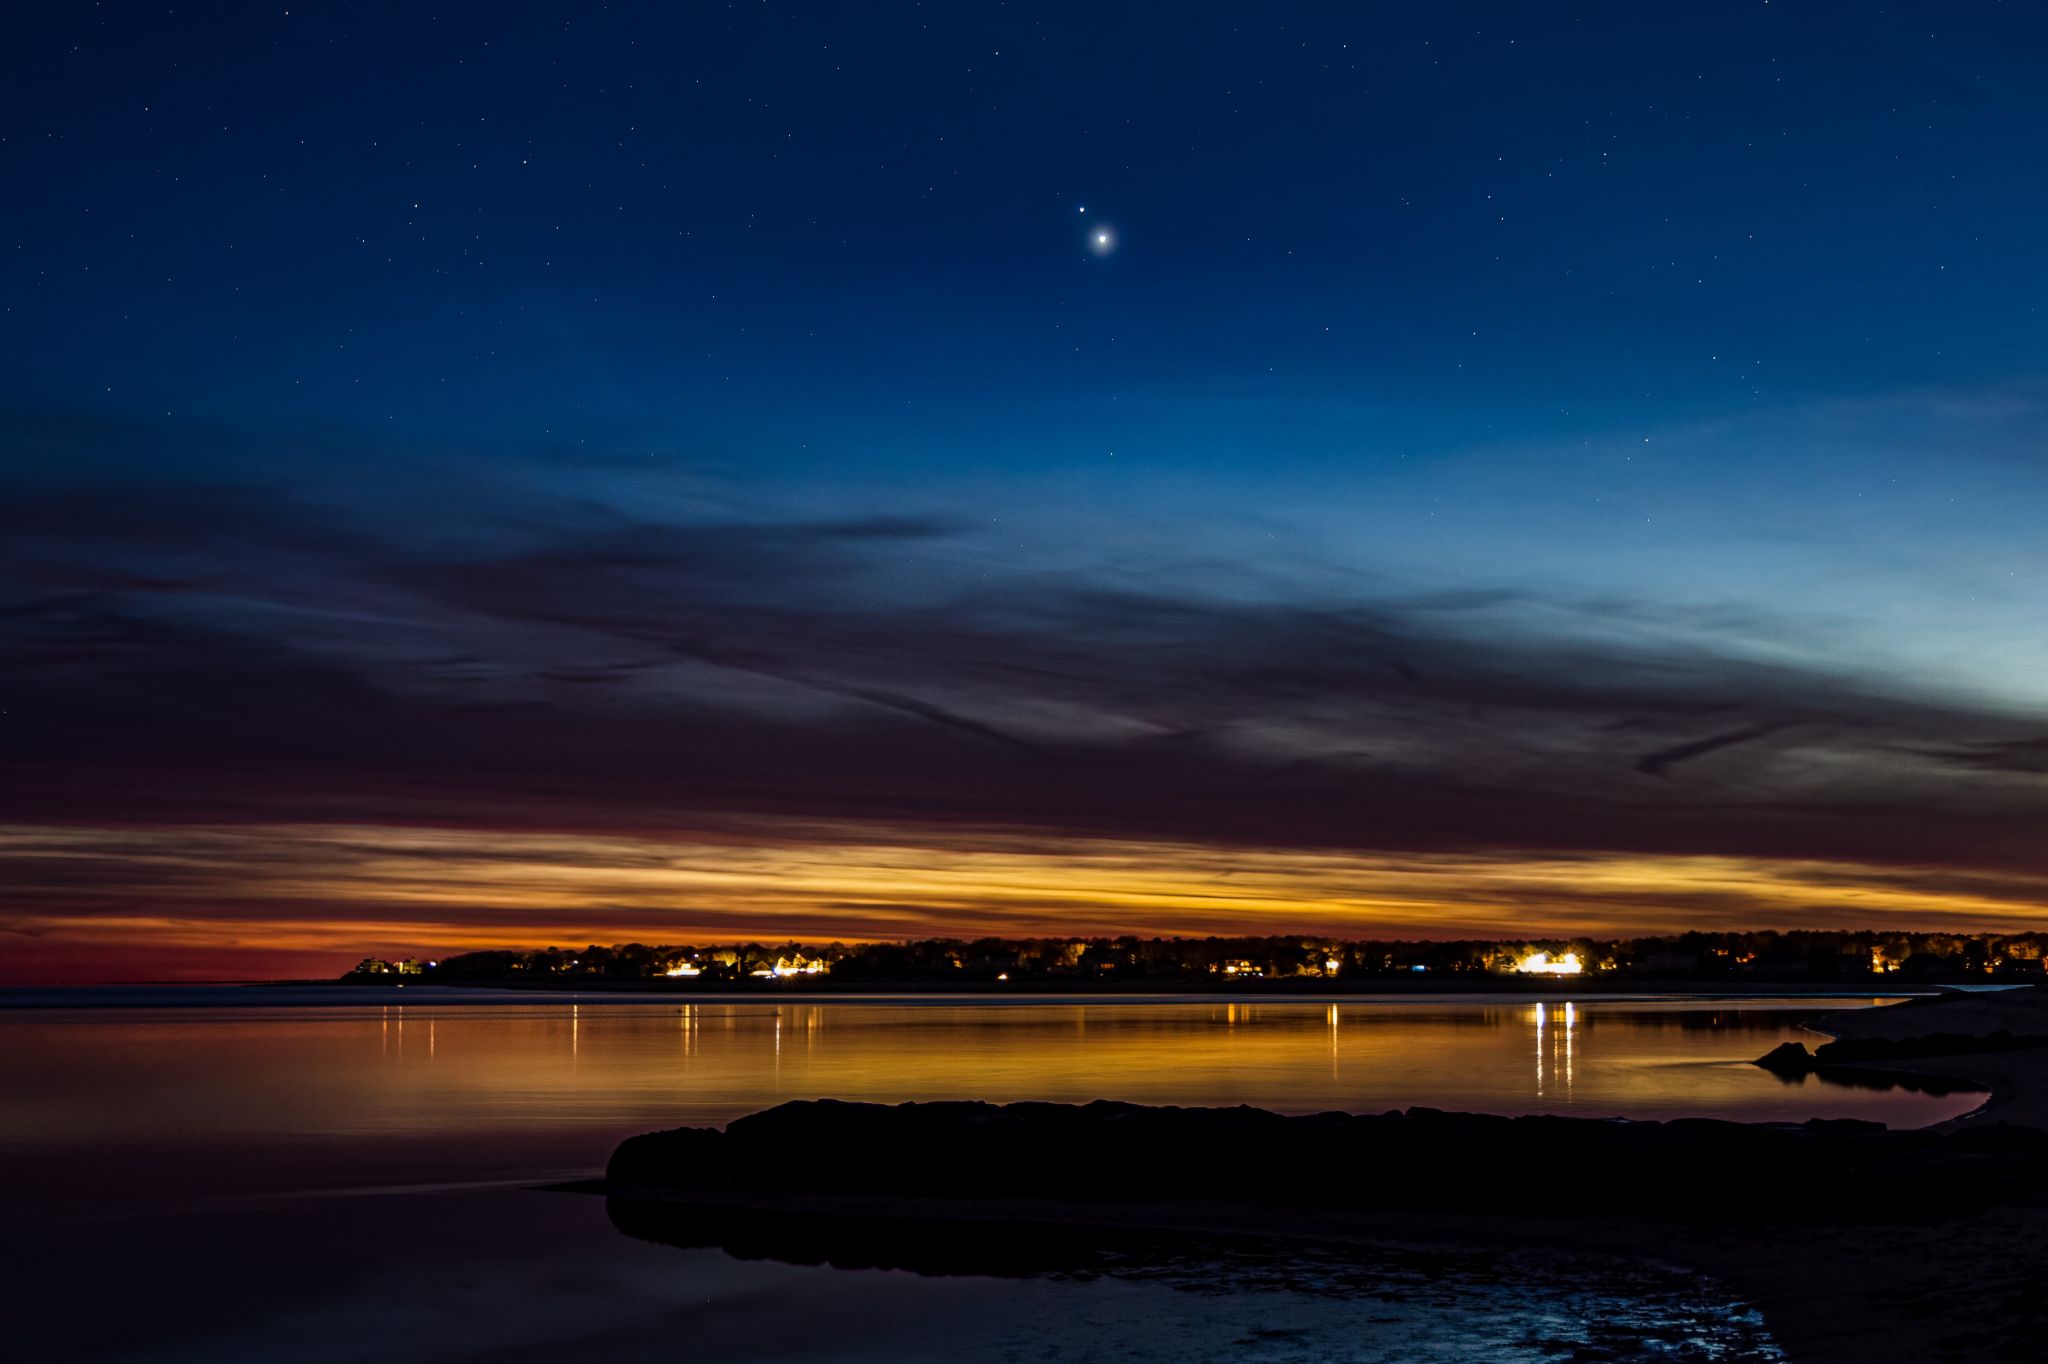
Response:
[[1517, 951, 1583, 976]]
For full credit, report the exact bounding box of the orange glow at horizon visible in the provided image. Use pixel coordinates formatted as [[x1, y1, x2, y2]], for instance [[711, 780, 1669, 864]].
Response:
[[5, 820, 2048, 983]]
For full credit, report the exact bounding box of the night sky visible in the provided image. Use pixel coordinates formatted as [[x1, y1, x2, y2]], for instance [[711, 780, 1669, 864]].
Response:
[[7, 3, 2048, 982]]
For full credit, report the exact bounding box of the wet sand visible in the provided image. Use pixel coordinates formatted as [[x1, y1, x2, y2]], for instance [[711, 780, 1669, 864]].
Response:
[[602, 1186, 2048, 1363]]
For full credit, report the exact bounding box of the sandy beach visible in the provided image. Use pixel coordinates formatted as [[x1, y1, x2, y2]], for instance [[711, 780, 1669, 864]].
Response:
[[1809, 987, 2048, 1132]]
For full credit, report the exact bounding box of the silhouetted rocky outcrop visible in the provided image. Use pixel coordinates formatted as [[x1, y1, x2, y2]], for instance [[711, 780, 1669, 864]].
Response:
[[1755, 1041, 1817, 1075], [608, 1098, 2048, 1224], [1754, 1032, 2048, 1077]]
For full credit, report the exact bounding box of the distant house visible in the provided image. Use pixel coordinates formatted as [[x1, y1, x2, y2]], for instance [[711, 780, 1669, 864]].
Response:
[[348, 957, 426, 977]]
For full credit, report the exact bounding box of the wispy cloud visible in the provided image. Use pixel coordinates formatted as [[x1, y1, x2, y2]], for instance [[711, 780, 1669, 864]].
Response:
[[5, 405, 2048, 976]]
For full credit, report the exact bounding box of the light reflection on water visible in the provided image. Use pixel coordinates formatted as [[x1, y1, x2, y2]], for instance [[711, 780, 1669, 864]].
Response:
[[0, 993, 1983, 1214], [1, 995, 1978, 1160], [1, 994, 1914, 1363]]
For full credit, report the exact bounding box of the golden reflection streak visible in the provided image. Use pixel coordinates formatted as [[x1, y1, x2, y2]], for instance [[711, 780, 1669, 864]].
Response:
[[1327, 1002, 1339, 1078], [1563, 1001, 1575, 1097]]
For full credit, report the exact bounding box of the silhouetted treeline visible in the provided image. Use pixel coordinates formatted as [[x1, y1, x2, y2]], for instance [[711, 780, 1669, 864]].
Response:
[[347, 928, 2048, 984]]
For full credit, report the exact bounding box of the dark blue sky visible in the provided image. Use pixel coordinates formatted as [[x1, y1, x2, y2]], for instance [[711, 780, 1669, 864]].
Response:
[[13, 4, 2048, 445], [7, 2, 2048, 977]]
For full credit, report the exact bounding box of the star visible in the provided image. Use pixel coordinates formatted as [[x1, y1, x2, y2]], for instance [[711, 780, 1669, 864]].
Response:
[[1089, 225, 1116, 256]]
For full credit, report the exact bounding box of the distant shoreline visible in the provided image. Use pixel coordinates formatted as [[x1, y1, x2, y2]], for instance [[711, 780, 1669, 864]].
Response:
[[307, 972, 1957, 996], [0, 978, 1950, 1007]]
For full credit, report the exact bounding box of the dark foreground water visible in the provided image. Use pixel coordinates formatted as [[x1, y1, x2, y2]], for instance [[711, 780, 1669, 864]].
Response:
[[0, 991, 1973, 1361]]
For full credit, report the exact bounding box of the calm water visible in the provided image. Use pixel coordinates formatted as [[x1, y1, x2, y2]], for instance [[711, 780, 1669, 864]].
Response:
[[0, 991, 1973, 1362]]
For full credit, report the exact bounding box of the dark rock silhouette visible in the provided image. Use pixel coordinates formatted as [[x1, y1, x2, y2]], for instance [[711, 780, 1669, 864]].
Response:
[[608, 1097, 2048, 1224], [1754, 1041, 1817, 1075], [1816, 1030, 2048, 1065], [1753, 1032, 2048, 1083]]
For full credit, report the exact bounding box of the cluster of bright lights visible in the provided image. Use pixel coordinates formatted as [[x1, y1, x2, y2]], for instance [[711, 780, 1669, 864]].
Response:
[[1516, 951, 1583, 976]]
